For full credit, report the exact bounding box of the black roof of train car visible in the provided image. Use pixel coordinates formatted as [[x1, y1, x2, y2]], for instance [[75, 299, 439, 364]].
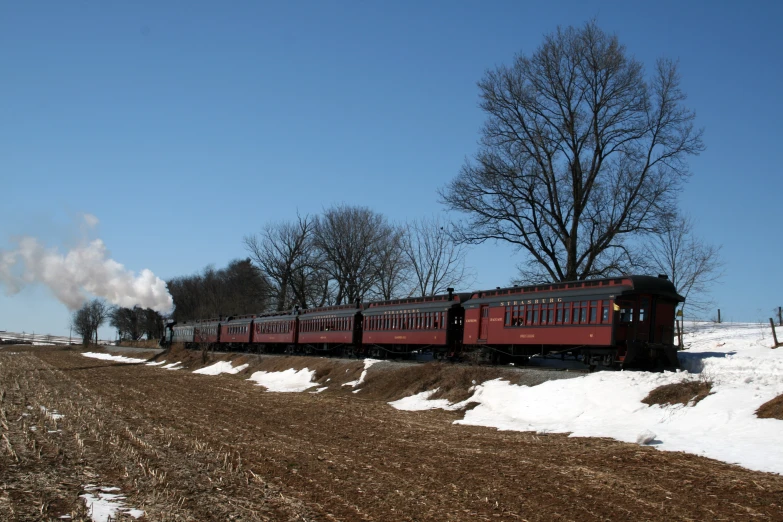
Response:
[[468, 275, 683, 304]]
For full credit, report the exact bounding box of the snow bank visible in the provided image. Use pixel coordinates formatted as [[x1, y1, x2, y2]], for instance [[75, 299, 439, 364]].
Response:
[[247, 368, 316, 392], [389, 389, 458, 411], [391, 322, 783, 475], [343, 358, 382, 388], [193, 361, 249, 375], [82, 352, 147, 364], [162, 362, 183, 370]]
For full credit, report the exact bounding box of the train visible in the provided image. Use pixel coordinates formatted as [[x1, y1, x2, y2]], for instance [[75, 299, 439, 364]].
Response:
[[163, 274, 684, 369]]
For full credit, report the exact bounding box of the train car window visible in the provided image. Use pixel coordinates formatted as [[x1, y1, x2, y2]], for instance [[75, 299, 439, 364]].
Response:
[[505, 308, 511, 326], [556, 303, 564, 323], [527, 307, 533, 325], [590, 301, 598, 323], [619, 304, 633, 323], [639, 297, 649, 321], [548, 303, 555, 324], [532, 306, 539, 324]]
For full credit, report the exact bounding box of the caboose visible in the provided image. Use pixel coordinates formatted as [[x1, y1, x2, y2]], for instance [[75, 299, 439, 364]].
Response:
[[462, 275, 683, 369]]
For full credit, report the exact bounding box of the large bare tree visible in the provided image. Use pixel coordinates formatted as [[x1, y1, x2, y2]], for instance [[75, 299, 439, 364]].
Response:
[[313, 204, 395, 305], [404, 216, 475, 296], [441, 22, 704, 283], [645, 214, 723, 316], [244, 214, 325, 310]]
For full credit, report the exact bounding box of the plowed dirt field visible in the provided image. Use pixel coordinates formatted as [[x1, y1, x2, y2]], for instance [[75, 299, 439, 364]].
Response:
[[1, 346, 781, 521]]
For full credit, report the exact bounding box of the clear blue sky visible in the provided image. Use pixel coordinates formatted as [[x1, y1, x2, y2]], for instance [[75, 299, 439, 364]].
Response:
[[1, 0, 781, 337]]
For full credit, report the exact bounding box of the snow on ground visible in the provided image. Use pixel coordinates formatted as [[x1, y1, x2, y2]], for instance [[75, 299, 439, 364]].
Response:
[[81, 352, 147, 364], [40, 405, 64, 421], [388, 388, 471, 411], [389, 321, 783, 475], [145, 360, 166, 366], [78, 485, 144, 521], [162, 362, 183, 370], [343, 358, 382, 388], [247, 368, 317, 392], [193, 361, 249, 375]]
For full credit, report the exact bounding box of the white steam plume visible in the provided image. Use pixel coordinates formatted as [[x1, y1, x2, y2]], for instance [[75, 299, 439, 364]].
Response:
[[0, 219, 173, 313]]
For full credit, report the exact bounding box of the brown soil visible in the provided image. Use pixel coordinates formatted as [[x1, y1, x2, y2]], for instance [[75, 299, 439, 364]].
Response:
[[757, 394, 783, 420], [1, 345, 782, 521], [642, 380, 713, 407]]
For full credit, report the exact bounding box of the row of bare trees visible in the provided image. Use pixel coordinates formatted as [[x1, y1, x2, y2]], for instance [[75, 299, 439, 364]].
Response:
[[166, 259, 271, 322], [109, 305, 166, 341], [243, 204, 474, 312], [70, 299, 111, 345], [71, 299, 167, 345]]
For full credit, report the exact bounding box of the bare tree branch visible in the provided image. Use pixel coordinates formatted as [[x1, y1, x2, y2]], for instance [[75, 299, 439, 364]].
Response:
[[441, 22, 704, 284]]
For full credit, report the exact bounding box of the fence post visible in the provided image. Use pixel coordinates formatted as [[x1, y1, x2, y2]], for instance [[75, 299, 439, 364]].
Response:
[[717, 309, 721, 323], [771, 318, 781, 348], [778, 306, 782, 327], [676, 319, 684, 349]]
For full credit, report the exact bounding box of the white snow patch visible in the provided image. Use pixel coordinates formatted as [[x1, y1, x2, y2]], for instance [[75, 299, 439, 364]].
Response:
[[384, 322, 783, 474], [343, 358, 382, 388], [162, 362, 183, 370], [82, 352, 147, 364], [389, 388, 472, 411], [451, 322, 783, 474], [40, 405, 64, 420], [79, 485, 144, 522], [145, 360, 166, 366], [310, 387, 328, 394], [193, 361, 249, 375], [247, 368, 316, 392]]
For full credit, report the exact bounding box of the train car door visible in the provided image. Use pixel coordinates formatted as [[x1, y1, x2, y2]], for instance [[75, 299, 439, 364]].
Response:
[[478, 305, 489, 341], [614, 298, 636, 347], [636, 295, 652, 342]]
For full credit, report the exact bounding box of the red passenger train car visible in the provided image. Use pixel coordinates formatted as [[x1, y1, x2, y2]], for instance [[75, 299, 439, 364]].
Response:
[[297, 303, 362, 356], [252, 311, 299, 352], [362, 289, 469, 359], [193, 319, 220, 344], [462, 275, 683, 368], [220, 314, 254, 347]]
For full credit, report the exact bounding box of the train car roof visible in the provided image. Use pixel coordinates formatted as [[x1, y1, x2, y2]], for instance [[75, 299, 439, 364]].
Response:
[[222, 314, 257, 324], [253, 310, 299, 321], [298, 303, 361, 318], [469, 275, 683, 303], [363, 292, 472, 314]]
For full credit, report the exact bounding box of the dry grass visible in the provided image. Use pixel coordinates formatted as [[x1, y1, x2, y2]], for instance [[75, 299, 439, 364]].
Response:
[[756, 394, 783, 420], [115, 339, 160, 349], [2, 348, 781, 521], [642, 380, 713, 407]]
